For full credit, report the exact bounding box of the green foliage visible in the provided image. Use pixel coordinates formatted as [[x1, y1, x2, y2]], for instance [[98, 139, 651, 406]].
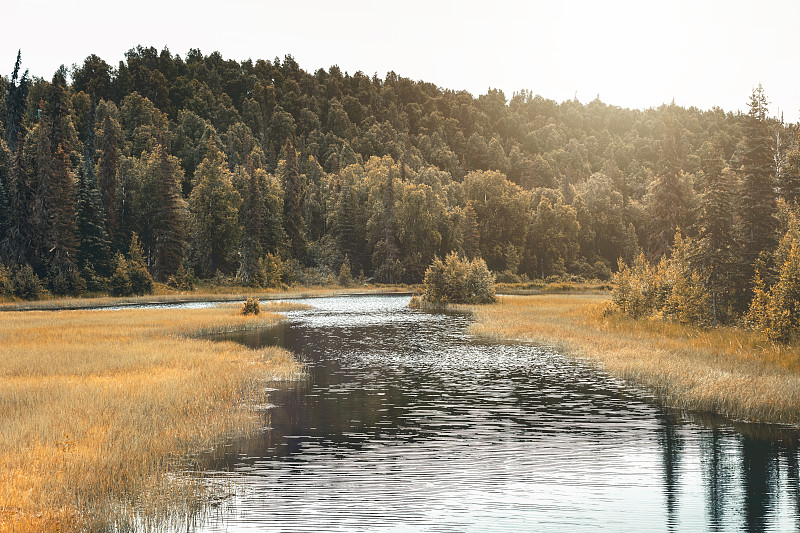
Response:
[[12, 264, 42, 300], [167, 264, 197, 291], [109, 254, 133, 297], [746, 211, 800, 342], [422, 252, 496, 305], [240, 297, 260, 315], [0, 265, 13, 297], [338, 255, 354, 287], [108, 236, 154, 296]]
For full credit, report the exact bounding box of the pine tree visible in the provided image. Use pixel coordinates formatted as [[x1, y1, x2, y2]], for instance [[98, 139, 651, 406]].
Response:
[[0, 140, 11, 244], [781, 141, 800, 205], [282, 137, 306, 261], [96, 103, 121, 241], [76, 110, 111, 276], [646, 117, 693, 258], [46, 144, 79, 273], [697, 144, 736, 324], [237, 164, 266, 285], [151, 143, 188, 280], [5, 50, 29, 155], [189, 137, 241, 277], [6, 140, 35, 266], [738, 85, 778, 278]]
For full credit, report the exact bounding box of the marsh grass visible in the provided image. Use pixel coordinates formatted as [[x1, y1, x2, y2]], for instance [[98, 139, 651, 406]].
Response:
[[0, 301, 308, 532], [467, 294, 800, 426]]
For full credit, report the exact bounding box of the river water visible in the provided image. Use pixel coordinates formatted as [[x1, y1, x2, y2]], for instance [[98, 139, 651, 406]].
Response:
[[194, 295, 800, 532]]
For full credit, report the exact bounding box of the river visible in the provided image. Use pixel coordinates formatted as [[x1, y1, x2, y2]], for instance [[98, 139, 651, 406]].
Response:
[[193, 294, 800, 532]]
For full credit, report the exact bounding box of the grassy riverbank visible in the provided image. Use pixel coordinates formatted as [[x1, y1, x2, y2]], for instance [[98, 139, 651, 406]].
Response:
[[0, 301, 308, 532], [467, 293, 800, 426]]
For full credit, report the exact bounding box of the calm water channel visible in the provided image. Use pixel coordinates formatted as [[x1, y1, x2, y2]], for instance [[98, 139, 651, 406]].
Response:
[[194, 295, 800, 532]]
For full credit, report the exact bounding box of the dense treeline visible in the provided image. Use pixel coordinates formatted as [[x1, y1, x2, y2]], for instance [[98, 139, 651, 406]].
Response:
[[0, 47, 796, 323]]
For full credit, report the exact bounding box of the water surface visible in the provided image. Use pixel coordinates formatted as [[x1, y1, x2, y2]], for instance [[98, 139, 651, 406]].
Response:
[[195, 295, 800, 532]]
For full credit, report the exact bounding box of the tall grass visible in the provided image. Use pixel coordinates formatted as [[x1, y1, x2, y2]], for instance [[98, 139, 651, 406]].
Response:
[[0, 302, 307, 532], [467, 294, 800, 426]]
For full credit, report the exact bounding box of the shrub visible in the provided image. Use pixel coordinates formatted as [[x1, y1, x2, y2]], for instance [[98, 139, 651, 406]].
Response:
[[12, 265, 42, 300], [128, 261, 153, 296], [167, 264, 196, 291], [338, 256, 353, 287], [109, 254, 133, 297], [0, 264, 13, 297], [260, 253, 284, 288], [48, 267, 86, 297], [240, 297, 260, 315], [422, 252, 496, 305]]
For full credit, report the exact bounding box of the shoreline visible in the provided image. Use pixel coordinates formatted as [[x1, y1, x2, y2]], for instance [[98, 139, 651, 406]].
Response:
[[466, 293, 800, 428]]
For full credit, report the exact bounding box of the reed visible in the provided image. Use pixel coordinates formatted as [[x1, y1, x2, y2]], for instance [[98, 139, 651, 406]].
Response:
[[466, 294, 800, 426], [0, 302, 308, 532]]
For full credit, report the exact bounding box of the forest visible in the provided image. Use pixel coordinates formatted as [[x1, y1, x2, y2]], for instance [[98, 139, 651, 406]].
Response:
[[0, 46, 797, 333]]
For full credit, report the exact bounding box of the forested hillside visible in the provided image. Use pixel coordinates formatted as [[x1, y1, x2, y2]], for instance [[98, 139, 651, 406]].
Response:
[[0, 47, 796, 322]]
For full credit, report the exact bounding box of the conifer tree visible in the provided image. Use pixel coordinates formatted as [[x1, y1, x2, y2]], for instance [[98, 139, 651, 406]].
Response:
[[151, 143, 188, 280], [96, 102, 121, 240], [697, 144, 735, 324], [646, 118, 694, 258], [237, 163, 266, 285], [738, 85, 778, 278], [0, 140, 11, 244], [781, 141, 800, 205], [76, 109, 111, 276], [282, 137, 306, 261], [46, 144, 79, 273], [6, 139, 35, 266], [189, 137, 241, 276], [5, 51, 29, 155]]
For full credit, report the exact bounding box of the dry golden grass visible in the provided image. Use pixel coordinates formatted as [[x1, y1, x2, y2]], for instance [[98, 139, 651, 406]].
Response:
[[0, 301, 308, 532], [467, 294, 800, 426]]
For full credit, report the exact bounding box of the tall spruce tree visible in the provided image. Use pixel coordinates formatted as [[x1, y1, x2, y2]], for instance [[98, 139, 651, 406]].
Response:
[[738, 85, 778, 278], [5, 51, 29, 155], [189, 137, 241, 277], [697, 143, 735, 324], [76, 106, 111, 275], [151, 142, 188, 280], [46, 144, 79, 274], [282, 137, 306, 261], [237, 162, 266, 285], [96, 102, 121, 241]]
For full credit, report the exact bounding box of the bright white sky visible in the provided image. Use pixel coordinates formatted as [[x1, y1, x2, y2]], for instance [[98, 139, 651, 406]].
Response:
[[4, 0, 800, 121]]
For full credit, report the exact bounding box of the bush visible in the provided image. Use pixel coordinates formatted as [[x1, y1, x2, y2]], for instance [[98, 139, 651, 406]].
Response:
[[495, 269, 521, 284], [48, 267, 86, 297], [0, 264, 13, 297], [338, 256, 353, 287], [422, 252, 496, 305], [240, 297, 260, 315], [82, 266, 109, 293], [128, 261, 153, 296], [12, 265, 42, 300], [260, 253, 284, 288], [109, 254, 133, 297], [167, 264, 196, 291]]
